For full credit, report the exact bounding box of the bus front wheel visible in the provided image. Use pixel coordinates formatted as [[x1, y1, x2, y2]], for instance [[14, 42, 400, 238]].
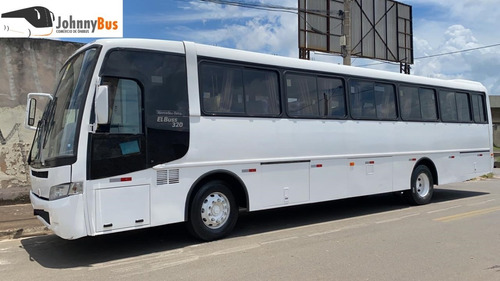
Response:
[[187, 181, 238, 241], [406, 165, 434, 205]]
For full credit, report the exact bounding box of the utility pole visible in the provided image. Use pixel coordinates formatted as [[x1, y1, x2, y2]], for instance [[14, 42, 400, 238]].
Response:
[[342, 0, 352, 66]]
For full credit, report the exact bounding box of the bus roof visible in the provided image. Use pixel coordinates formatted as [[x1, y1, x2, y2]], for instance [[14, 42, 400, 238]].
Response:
[[89, 38, 487, 94]]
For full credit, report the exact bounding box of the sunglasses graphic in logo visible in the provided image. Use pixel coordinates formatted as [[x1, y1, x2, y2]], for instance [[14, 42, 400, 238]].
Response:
[[1, 6, 54, 37]]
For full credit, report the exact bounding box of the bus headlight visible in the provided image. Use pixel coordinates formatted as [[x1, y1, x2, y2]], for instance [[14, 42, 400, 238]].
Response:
[[49, 182, 83, 200]]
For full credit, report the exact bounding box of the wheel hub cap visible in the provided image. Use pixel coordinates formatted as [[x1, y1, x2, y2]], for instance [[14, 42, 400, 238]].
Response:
[[416, 173, 430, 197], [201, 192, 230, 229]]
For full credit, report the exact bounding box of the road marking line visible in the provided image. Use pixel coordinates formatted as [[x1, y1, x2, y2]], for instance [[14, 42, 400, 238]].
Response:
[[261, 236, 298, 245], [206, 243, 260, 256], [375, 213, 420, 224], [434, 206, 500, 222], [308, 223, 367, 237], [308, 229, 343, 237], [467, 199, 496, 206], [427, 205, 462, 214]]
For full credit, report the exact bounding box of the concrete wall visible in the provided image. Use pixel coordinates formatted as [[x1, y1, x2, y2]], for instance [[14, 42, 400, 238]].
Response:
[[0, 39, 83, 200], [490, 96, 500, 148], [493, 123, 500, 148]]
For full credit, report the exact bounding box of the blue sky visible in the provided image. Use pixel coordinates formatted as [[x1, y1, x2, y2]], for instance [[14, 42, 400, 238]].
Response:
[[72, 0, 500, 94]]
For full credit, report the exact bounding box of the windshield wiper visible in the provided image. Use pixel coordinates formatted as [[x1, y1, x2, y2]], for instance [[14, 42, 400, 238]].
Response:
[[40, 97, 57, 165], [28, 119, 43, 165]]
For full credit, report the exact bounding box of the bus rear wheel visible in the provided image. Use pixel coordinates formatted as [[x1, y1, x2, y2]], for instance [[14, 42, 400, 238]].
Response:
[[187, 181, 238, 241], [406, 165, 434, 205]]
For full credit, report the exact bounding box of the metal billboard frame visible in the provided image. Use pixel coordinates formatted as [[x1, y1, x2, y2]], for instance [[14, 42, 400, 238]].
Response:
[[298, 0, 413, 69]]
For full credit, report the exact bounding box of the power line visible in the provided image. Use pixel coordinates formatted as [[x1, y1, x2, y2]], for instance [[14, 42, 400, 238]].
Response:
[[199, 0, 298, 14], [199, 0, 500, 68], [199, 0, 343, 38], [355, 43, 500, 67], [416, 43, 500, 59], [199, 0, 342, 18]]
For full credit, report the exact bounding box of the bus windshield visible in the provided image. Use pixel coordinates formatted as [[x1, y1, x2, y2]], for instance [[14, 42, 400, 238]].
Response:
[[29, 47, 98, 168]]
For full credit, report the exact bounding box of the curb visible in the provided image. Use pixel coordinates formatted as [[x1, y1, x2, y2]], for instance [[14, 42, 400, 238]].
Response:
[[0, 226, 52, 241]]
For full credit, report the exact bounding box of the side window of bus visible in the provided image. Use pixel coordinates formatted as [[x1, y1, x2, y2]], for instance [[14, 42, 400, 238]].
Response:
[[439, 91, 472, 122], [350, 80, 396, 120], [286, 74, 319, 117], [419, 88, 438, 120], [439, 91, 458, 122], [456, 92, 471, 122], [100, 77, 142, 134], [399, 86, 421, 120], [318, 77, 346, 117], [350, 80, 375, 119], [400, 86, 438, 121], [243, 68, 280, 116], [200, 64, 244, 114], [285, 74, 345, 118], [199, 63, 280, 116], [375, 83, 397, 119], [471, 93, 487, 123]]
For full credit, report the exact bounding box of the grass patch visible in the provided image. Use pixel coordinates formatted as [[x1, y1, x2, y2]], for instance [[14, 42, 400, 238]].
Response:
[[480, 173, 494, 179]]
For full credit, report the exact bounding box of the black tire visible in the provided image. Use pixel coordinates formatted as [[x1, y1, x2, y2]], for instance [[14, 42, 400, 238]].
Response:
[[405, 165, 434, 205], [187, 181, 238, 241]]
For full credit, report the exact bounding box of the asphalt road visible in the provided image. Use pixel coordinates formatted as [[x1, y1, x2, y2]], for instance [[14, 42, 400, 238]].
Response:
[[1, 177, 499, 281]]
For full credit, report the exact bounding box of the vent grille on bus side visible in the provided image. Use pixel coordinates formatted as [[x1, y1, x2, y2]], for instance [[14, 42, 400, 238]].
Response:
[[157, 169, 180, 185]]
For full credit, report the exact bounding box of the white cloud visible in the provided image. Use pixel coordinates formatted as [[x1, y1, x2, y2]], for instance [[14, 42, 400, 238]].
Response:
[[162, 0, 298, 57], [411, 24, 500, 94], [442, 25, 479, 51], [141, 1, 264, 23], [153, 0, 500, 94]]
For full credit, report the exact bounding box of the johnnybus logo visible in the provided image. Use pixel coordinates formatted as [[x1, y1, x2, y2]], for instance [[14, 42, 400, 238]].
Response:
[[55, 15, 119, 34], [0, 0, 122, 38]]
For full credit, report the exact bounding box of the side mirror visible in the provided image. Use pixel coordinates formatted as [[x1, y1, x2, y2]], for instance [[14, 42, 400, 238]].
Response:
[[25, 93, 53, 130], [95, 85, 109, 125], [27, 98, 37, 127]]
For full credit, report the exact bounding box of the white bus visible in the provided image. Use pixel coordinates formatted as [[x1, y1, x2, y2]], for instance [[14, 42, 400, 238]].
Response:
[[25, 39, 493, 241]]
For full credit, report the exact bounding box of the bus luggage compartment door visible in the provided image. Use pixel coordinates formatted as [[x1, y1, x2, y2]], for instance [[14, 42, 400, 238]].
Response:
[[257, 161, 310, 209], [95, 184, 150, 232]]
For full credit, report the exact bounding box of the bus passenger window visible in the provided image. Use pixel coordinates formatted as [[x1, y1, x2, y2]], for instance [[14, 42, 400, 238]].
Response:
[[243, 68, 280, 116], [200, 64, 244, 115], [439, 91, 458, 122], [285, 74, 319, 117], [318, 77, 345, 117], [350, 80, 376, 119], [456, 92, 471, 122], [419, 88, 438, 121], [374, 83, 397, 119], [400, 86, 421, 120], [199, 63, 280, 117], [400, 86, 437, 121], [471, 94, 486, 123], [350, 80, 396, 120]]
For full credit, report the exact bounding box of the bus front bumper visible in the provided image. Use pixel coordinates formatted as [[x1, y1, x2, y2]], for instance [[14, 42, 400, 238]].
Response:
[[30, 191, 87, 240]]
